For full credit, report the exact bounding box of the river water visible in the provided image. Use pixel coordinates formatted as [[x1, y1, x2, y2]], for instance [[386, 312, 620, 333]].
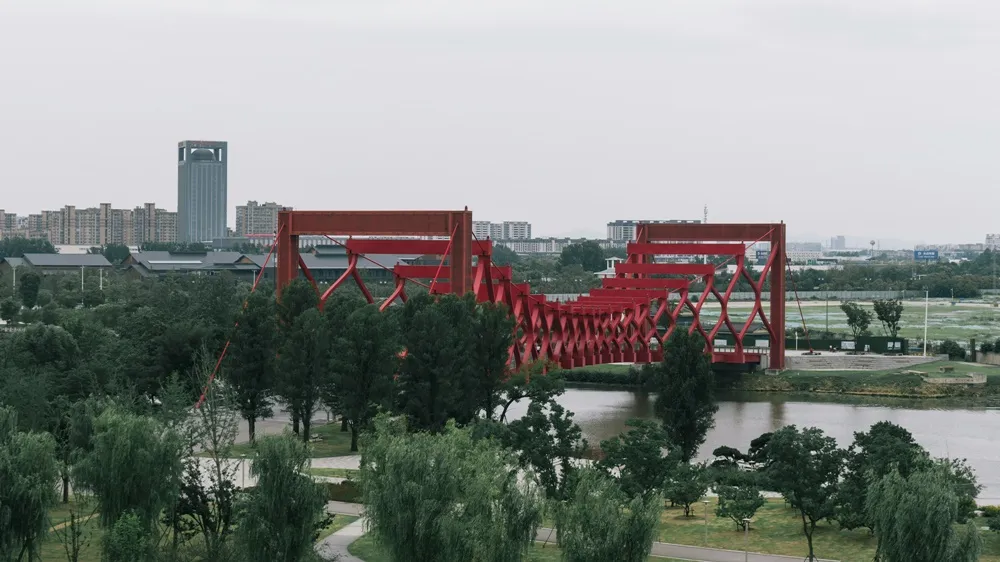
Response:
[[514, 388, 1000, 502]]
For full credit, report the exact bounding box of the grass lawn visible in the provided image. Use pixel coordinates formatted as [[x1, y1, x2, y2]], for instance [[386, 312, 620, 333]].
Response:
[[39, 509, 103, 562], [564, 363, 633, 374], [662, 499, 1000, 562], [348, 534, 687, 561], [308, 467, 360, 479], [203, 421, 357, 458], [316, 514, 360, 542]]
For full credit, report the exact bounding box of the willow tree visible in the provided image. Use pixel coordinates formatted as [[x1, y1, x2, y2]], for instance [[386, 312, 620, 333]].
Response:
[[867, 468, 981, 562], [555, 468, 661, 562], [0, 407, 59, 562], [360, 415, 543, 562], [236, 435, 327, 562], [73, 407, 185, 531]]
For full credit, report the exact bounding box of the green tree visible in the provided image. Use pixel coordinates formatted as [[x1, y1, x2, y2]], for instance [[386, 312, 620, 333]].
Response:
[[331, 305, 399, 452], [224, 289, 278, 444], [171, 381, 241, 559], [761, 426, 846, 561], [94, 243, 131, 265], [0, 406, 59, 562], [17, 272, 41, 309], [839, 301, 872, 339], [395, 294, 475, 431], [236, 435, 339, 562], [73, 407, 185, 531], [559, 241, 606, 272], [472, 302, 515, 420], [277, 307, 329, 442], [836, 421, 929, 531], [867, 468, 981, 562], [596, 419, 673, 499], [715, 485, 765, 531], [502, 399, 586, 500], [360, 416, 543, 562], [0, 237, 56, 259], [663, 462, 709, 517], [654, 329, 717, 462], [555, 468, 661, 562], [491, 245, 520, 267], [102, 511, 152, 562], [935, 457, 982, 523], [0, 298, 17, 325], [276, 280, 320, 435], [872, 298, 904, 338]]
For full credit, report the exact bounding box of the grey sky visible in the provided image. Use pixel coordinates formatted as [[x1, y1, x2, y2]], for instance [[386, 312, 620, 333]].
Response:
[[1, 1, 997, 244]]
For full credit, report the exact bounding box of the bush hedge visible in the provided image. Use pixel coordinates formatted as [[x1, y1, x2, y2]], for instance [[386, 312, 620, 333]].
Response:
[[324, 480, 361, 503], [561, 364, 657, 389]]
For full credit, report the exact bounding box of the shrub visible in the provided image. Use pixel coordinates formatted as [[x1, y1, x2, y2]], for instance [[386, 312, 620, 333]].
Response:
[[324, 480, 361, 503], [937, 340, 966, 360], [981, 505, 1000, 518], [561, 366, 657, 389]]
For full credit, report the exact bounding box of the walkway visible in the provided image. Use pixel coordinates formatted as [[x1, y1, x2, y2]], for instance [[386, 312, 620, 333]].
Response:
[[321, 502, 838, 562], [314, 518, 366, 562]]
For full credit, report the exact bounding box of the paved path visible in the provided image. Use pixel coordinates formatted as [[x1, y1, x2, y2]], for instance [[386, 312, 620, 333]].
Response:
[[314, 517, 366, 562], [312, 455, 362, 470]]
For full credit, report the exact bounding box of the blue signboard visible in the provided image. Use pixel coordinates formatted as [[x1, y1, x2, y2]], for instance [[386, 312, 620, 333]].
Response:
[[914, 250, 939, 261], [755, 250, 769, 263]]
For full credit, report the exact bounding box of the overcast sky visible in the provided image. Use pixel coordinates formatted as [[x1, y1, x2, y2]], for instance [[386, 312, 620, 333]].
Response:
[[1, 1, 998, 245]]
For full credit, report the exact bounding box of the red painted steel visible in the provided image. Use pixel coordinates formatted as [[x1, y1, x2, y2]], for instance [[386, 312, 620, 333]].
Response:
[[274, 211, 786, 371]]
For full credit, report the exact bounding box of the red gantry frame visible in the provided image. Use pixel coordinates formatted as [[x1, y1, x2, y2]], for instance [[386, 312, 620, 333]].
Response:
[[275, 210, 786, 371]]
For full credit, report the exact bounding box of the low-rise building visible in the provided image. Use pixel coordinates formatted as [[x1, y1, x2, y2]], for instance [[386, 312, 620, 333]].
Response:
[[121, 245, 422, 283], [0, 253, 113, 277]]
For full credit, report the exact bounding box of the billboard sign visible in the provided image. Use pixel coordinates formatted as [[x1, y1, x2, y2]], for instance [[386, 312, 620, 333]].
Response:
[[755, 249, 769, 264], [914, 250, 939, 261]]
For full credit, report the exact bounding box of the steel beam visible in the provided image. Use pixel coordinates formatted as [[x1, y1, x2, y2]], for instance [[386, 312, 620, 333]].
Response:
[[614, 263, 717, 276], [627, 243, 746, 256], [601, 278, 690, 290]]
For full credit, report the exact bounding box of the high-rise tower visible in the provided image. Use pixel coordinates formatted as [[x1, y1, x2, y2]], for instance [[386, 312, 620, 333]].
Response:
[[177, 140, 227, 243]]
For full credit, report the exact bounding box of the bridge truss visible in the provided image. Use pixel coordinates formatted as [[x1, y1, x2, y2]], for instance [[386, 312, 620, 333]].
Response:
[[274, 210, 786, 371]]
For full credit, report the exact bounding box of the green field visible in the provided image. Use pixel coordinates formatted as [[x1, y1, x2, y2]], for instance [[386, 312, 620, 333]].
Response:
[[659, 499, 1000, 562], [735, 359, 1000, 399], [699, 300, 1000, 343], [36, 497, 357, 561]]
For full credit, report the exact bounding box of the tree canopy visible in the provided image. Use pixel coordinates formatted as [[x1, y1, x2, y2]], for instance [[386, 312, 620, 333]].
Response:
[[654, 329, 717, 463], [361, 416, 543, 562]]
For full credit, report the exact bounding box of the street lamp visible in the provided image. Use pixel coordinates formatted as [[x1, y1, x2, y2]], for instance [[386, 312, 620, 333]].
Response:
[[702, 499, 709, 545], [743, 518, 752, 562]]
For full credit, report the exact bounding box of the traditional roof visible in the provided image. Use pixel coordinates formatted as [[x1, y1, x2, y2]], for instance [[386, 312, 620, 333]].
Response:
[[19, 253, 112, 268], [124, 250, 422, 276]]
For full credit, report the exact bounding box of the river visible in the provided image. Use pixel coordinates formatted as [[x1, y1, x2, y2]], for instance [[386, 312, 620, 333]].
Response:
[[512, 388, 1000, 502]]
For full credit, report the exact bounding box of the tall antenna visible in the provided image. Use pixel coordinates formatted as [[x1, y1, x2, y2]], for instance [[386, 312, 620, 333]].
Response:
[[703, 204, 708, 224]]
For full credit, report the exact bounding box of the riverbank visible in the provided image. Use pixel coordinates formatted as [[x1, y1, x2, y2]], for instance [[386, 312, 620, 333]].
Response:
[[561, 360, 1000, 402]]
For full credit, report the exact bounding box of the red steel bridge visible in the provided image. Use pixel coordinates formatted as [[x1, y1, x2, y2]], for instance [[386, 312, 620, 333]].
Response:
[[272, 209, 787, 371]]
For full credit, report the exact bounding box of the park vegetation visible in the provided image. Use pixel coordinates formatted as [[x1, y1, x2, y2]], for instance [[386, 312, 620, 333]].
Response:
[[0, 249, 997, 561]]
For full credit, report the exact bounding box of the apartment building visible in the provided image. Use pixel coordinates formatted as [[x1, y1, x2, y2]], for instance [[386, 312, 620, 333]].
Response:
[[606, 219, 701, 242], [0, 203, 177, 245], [236, 201, 286, 236], [471, 220, 531, 240]]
